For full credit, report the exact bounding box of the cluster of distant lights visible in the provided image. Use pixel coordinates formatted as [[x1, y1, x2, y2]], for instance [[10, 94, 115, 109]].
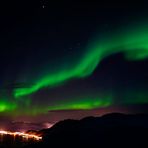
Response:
[[0, 130, 42, 141]]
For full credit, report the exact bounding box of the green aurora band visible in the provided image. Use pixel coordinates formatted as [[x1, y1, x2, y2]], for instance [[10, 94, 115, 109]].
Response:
[[47, 97, 112, 111], [1, 23, 148, 115], [0, 100, 17, 112], [22, 97, 112, 116], [14, 25, 148, 98]]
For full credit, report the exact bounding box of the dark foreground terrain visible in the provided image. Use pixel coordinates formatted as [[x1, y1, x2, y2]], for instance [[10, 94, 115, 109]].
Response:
[[1, 113, 148, 147], [28, 113, 148, 148]]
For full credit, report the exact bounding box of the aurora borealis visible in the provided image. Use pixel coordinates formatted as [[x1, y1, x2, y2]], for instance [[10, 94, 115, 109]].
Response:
[[0, 1, 148, 130], [10, 23, 148, 114], [13, 25, 148, 98]]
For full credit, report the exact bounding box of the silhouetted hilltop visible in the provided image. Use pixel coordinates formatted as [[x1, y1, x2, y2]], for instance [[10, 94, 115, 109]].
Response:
[[26, 113, 148, 148]]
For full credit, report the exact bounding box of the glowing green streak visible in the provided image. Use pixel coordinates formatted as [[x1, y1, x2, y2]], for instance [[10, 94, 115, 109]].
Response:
[[0, 100, 17, 112], [16, 97, 112, 116], [47, 97, 112, 111], [14, 25, 148, 97]]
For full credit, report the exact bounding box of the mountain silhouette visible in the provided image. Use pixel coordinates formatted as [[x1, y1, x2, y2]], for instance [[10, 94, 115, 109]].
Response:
[[25, 113, 148, 148]]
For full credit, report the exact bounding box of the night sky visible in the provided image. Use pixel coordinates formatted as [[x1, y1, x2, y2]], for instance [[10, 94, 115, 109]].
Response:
[[0, 1, 148, 131]]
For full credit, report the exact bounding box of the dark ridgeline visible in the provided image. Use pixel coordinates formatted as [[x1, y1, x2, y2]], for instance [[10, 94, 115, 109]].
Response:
[[25, 113, 148, 148]]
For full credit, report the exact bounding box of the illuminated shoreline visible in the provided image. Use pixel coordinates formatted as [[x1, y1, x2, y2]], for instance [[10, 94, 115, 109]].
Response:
[[0, 130, 42, 141]]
